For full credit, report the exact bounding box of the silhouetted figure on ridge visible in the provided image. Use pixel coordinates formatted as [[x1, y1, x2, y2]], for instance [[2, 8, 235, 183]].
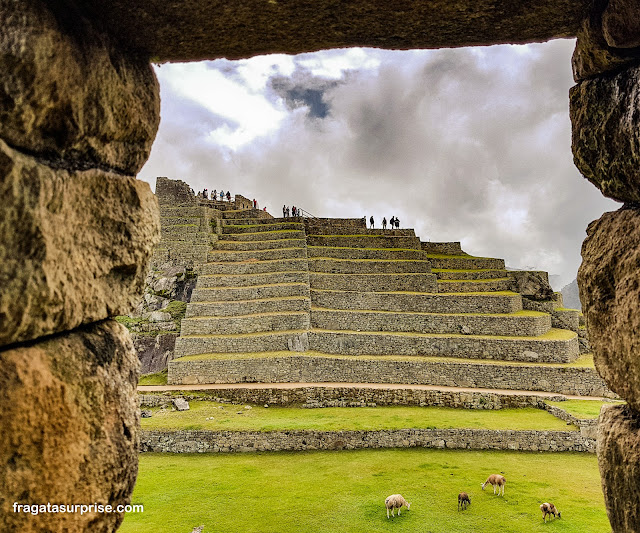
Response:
[[382, 217, 387, 230], [369, 216, 374, 228]]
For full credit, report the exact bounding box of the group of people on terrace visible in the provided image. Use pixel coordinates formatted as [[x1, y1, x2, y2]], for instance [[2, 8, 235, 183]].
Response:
[[369, 216, 400, 229], [282, 205, 300, 217], [198, 188, 232, 202]]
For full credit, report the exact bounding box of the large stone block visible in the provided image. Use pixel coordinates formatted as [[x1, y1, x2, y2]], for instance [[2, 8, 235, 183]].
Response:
[[572, 9, 639, 81], [578, 207, 640, 409], [570, 65, 640, 203], [0, 0, 159, 174], [603, 0, 640, 48], [0, 139, 160, 347], [597, 404, 640, 532], [0, 320, 140, 533]]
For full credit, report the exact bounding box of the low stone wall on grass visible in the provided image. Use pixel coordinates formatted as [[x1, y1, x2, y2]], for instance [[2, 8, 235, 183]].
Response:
[[140, 428, 595, 453]]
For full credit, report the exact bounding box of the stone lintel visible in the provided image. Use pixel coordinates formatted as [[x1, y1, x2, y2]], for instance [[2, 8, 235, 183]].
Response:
[[76, 0, 589, 62]]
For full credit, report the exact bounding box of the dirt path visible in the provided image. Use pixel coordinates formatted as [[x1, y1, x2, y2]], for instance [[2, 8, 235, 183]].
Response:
[[137, 381, 609, 401]]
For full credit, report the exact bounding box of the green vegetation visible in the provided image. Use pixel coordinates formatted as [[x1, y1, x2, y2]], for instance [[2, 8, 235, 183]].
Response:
[[177, 350, 596, 368], [140, 403, 574, 432], [547, 399, 624, 419], [164, 300, 187, 323], [120, 449, 607, 533], [114, 315, 149, 329], [138, 370, 168, 386]]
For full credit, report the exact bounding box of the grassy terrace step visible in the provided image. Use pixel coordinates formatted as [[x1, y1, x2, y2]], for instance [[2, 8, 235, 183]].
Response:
[[307, 246, 428, 261], [215, 238, 307, 251], [308, 258, 432, 274], [223, 217, 290, 225], [166, 352, 611, 397], [308, 328, 579, 363], [306, 235, 421, 249], [174, 330, 310, 357], [191, 282, 309, 303], [181, 311, 311, 336], [436, 278, 513, 293], [199, 258, 309, 275], [427, 254, 505, 270], [207, 247, 308, 262], [186, 296, 311, 317], [304, 226, 416, 237], [432, 269, 507, 280], [222, 222, 304, 233], [220, 230, 306, 242], [309, 272, 438, 292], [310, 289, 523, 314], [197, 271, 309, 289], [310, 308, 551, 337], [140, 402, 573, 432]]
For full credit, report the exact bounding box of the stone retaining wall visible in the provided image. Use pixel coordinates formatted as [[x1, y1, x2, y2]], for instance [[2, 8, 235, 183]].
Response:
[[310, 289, 523, 313], [307, 235, 421, 249], [140, 428, 595, 453], [310, 309, 551, 337], [421, 242, 464, 255], [307, 247, 428, 260], [308, 258, 432, 274], [139, 387, 560, 409], [167, 355, 615, 398], [309, 272, 438, 292], [222, 230, 306, 241]]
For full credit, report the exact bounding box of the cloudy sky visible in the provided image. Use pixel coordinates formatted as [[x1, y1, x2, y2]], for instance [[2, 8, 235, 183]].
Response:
[[138, 39, 618, 289]]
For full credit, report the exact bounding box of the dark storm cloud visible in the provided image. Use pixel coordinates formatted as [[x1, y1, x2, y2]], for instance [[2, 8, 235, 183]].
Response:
[[269, 70, 341, 119], [139, 42, 618, 287]]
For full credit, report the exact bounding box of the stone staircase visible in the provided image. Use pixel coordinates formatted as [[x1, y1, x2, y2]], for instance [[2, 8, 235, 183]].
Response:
[[168, 214, 587, 389], [174, 216, 311, 358]]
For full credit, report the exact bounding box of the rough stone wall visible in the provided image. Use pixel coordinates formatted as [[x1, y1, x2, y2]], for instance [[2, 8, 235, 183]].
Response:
[[569, 1, 640, 529], [140, 428, 594, 454], [0, 1, 159, 530], [139, 388, 557, 409], [168, 355, 615, 398]]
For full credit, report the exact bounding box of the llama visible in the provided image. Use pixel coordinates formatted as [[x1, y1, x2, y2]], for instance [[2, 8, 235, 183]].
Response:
[[481, 474, 506, 496], [540, 502, 561, 522], [385, 494, 411, 518], [458, 492, 471, 511]]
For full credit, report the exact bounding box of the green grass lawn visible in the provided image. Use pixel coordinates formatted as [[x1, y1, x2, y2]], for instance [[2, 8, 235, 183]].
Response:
[[139, 370, 168, 386], [547, 399, 624, 419], [140, 403, 575, 432], [120, 449, 607, 533]]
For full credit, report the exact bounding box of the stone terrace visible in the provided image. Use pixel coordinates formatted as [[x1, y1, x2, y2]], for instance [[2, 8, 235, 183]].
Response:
[[168, 203, 583, 388]]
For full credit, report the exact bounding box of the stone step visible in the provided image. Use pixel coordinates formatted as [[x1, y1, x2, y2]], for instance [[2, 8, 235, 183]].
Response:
[[197, 271, 309, 288], [551, 308, 581, 332], [437, 278, 513, 293], [221, 230, 306, 242], [223, 222, 304, 234], [207, 247, 308, 262], [307, 246, 428, 261], [305, 226, 416, 237], [426, 255, 506, 270], [310, 308, 551, 337], [159, 206, 204, 218], [421, 242, 464, 255], [308, 258, 432, 274], [310, 289, 523, 314], [166, 354, 611, 398], [215, 238, 307, 251], [160, 227, 210, 242], [186, 296, 311, 317], [181, 311, 311, 336], [161, 216, 203, 226], [307, 235, 421, 249], [309, 272, 438, 292], [174, 330, 310, 357], [156, 241, 211, 255], [191, 283, 310, 302], [432, 269, 506, 280], [308, 328, 579, 363], [200, 258, 309, 275]]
